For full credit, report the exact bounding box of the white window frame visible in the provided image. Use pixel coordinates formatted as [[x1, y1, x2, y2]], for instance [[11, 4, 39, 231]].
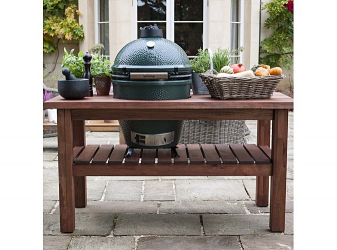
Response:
[[94, 0, 110, 58], [132, 0, 208, 54], [230, 0, 244, 64]]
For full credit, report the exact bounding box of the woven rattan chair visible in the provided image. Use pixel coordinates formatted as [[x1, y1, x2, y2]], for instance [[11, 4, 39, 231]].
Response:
[[179, 120, 250, 144]]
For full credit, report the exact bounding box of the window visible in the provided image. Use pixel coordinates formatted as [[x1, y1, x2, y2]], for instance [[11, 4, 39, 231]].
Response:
[[95, 0, 110, 59], [133, 0, 207, 57], [230, 0, 244, 64]]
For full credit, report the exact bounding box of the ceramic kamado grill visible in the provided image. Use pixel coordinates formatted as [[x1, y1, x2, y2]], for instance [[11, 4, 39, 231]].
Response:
[[111, 25, 192, 150]]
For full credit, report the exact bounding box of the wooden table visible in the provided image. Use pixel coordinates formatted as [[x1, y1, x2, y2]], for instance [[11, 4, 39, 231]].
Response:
[[44, 92, 293, 233]]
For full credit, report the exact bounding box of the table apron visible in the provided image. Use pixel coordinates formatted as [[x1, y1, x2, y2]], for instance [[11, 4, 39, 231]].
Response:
[[71, 109, 274, 120]]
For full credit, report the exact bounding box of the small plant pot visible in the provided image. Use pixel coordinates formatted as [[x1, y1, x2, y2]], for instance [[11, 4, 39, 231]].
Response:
[[191, 72, 209, 95], [94, 76, 112, 96], [58, 79, 89, 99]]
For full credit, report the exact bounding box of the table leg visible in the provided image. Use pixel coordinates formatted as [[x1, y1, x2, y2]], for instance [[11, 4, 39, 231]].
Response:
[[72, 120, 87, 208], [270, 109, 288, 232], [57, 110, 75, 233], [256, 120, 270, 207]]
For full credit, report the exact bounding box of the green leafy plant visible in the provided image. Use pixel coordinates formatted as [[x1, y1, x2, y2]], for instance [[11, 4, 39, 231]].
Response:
[[91, 54, 112, 77], [259, 0, 293, 70], [190, 49, 210, 73], [61, 48, 84, 78], [43, 1, 84, 53], [212, 48, 231, 73], [191, 47, 242, 73]]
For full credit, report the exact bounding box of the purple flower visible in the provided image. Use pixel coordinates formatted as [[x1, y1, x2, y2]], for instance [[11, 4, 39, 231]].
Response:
[[43, 90, 52, 102], [284, 1, 293, 13]]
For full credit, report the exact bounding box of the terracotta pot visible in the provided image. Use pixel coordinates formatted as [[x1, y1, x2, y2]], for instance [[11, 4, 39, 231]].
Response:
[[94, 76, 112, 96]]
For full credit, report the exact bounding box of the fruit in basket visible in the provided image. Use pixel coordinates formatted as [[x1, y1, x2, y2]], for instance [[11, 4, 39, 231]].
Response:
[[260, 64, 271, 71], [230, 63, 246, 73], [269, 67, 283, 75], [220, 66, 234, 74], [255, 67, 270, 76], [217, 70, 255, 78]]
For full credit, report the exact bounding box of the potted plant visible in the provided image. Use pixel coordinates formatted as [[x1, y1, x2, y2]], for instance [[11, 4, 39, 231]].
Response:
[[90, 53, 112, 96], [190, 48, 232, 95], [190, 49, 210, 94]]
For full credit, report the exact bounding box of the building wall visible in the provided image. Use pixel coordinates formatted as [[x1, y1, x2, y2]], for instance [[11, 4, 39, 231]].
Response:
[[43, 39, 79, 89]]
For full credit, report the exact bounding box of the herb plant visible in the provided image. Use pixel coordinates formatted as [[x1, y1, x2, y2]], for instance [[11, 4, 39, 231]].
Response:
[[190, 49, 210, 73], [212, 48, 231, 73], [61, 48, 84, 78], [91, 54, 112, 77]]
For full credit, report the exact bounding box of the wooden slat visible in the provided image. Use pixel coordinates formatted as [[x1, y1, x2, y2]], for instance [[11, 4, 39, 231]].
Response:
[[215, 144, 237, 164], [73, 163, 272, 177], [201, 144, 221, 164], [187, 144, 204, 164], [92, 145, 114, 164], [124, 148, 141, 164], [244, 144, 271, 164], [157, 148, 172, 164], [74, 145, 99, 164], [229, 144, 254, 164], [141, 149, 156, 164], [259, 145, 271, 159], [174, 144, 188, 164], [73, 146, 84, 160], [108, 144, 127, 164]]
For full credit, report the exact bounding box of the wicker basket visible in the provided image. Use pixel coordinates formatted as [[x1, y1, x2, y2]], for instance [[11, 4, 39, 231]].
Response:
[[179, 120, 249, 145], [200, 73, 284, 100]]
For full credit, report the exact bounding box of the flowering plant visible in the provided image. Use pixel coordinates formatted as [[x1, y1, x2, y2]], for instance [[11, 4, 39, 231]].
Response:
[[43, 90, 52, 102]]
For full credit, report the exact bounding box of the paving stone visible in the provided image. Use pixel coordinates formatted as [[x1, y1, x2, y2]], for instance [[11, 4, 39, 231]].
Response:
[[242, 179, 293, 201], [114, 214, 201, 236], [203, 214, 293, 235], [43, 236, 72, 250], [43, 168, 58, 182], [284, 213, 293, 235], [159, 201, 246, 214], [54, 201, 158, 214], [43, 151, 58, 161], [104, 181, 142, 201], [137, 236, 240, 250], [43, 200, 57, 214], [244, 201, 294, 214], [43, 213, 114, 236], [69, 236, 135, 250], [43, 160, 58, 169], [175, 180, 249, 201], [144, 181, 175, 201], [87, 180, 108, 201], [240, 235, 293, 250], [43, 181, 59, 201], [203, 214, 270, 235]]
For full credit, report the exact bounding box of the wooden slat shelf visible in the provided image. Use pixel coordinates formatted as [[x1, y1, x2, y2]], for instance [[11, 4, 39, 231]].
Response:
[[72, 143, 272, 177], [43, 119, 120, 132]]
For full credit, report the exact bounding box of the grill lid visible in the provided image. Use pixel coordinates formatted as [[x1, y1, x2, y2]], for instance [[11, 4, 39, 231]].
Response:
[[111, 25, 192, 75]]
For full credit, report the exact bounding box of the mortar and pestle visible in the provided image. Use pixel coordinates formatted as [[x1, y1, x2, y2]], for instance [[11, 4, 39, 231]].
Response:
[[58, 68, 90, 99]]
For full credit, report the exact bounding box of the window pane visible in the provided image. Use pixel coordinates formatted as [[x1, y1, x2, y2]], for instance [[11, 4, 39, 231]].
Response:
[[174, 23, 203, 56], [137, 0, 166, 21], [100, 0, 109, 22], [99, 23, 110, 56], [231, 0, 239, 22], [137, 23, 166, 38], [174, 0, 203, 21]]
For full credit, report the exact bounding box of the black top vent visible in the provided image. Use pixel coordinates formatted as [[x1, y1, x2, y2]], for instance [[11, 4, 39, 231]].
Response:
[[140, 24, 163, 38]]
